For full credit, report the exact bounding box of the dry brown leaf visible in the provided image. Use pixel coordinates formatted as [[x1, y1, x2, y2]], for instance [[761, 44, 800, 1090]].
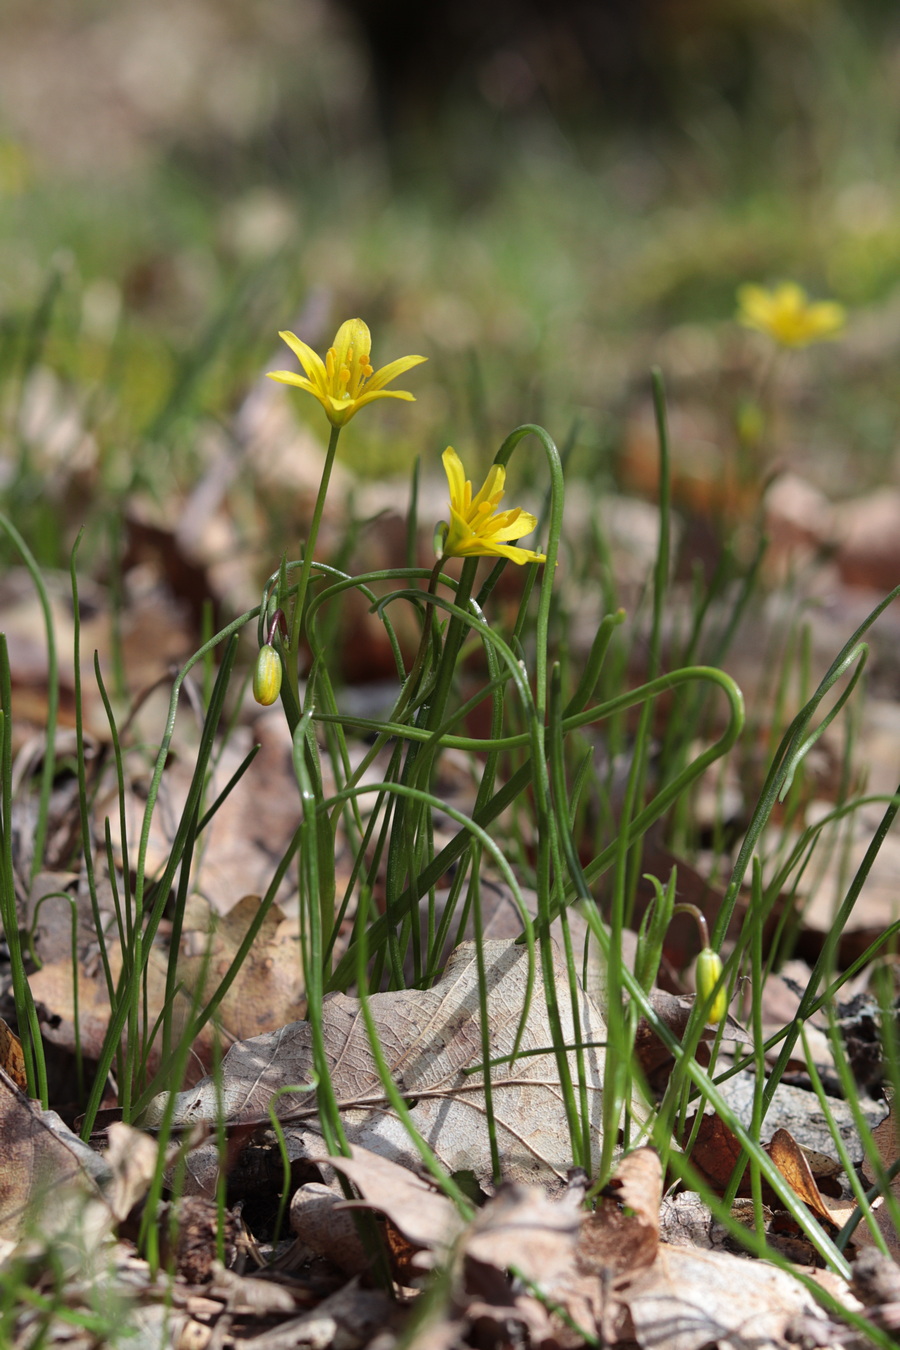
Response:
[[0, 1019, 27, 1092], [30, 895, 304, 1082], [767, 1128, 840, 1230], [603, 1145, 663, 1237], [230, 1279, 394, 1350], [104, 1122, 160, 1222], [0, 1067, 104, 1240], [482, 1145, 856, 1350], [322, 1144, 463, 1262], [857, 1102, 900, 1258], [487, 1149, 660, 1348], [174, 894, 305, 1040], [144, 939, 629, 1188], [685, 1110, 750, 1195], [572, 1161, 661, 1293], [29, 955, 118, 1069], [291, 1182, 374, 1276], [851, 1245, 900, 1330], [464, 1179, 584, 1285], [98, 728, 302, 921], [624, 1244, 851, 1350]]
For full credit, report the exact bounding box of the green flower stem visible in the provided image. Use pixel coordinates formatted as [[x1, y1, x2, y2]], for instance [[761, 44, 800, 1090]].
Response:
[[289, 423, 341, 695], [494, 423, 564, 718], [382, 557, 477, 985], [354, 885, 478, 1217], [327, 664, 744, 993], [315, 661, 743, 756], [292, 710, 347, 1159], [564, 830, 851, 1275], [81, 604, 264, 1138]]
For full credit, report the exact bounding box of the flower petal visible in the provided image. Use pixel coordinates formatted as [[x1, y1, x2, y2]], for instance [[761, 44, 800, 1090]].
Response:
[[276, 330, 328, 392], [351, 389, 417, 414], [806, 301, 845, 335], [365, 353, 428, 392], [481, 510, 539, 542], [442, 448, 468, 513], [267, 371, 323, 397], [331, 318, 372, 372], [470, 463, 506, 514]]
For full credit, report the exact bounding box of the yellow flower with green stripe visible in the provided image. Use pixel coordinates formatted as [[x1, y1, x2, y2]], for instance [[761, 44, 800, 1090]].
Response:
[[268, 319, 426, 427], [438, 447, 546, 565], [736, 282, 845, 348]]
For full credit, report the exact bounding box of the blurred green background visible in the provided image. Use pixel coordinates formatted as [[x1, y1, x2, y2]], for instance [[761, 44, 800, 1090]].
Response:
[[2, 0, 900, 573]]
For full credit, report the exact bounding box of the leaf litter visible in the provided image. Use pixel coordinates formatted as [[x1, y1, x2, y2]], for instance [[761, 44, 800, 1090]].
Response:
[[3, 923, 891, 1349], [5, 412, 900, 1348]]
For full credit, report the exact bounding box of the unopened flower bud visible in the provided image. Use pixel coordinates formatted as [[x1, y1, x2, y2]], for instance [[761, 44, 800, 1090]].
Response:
[[696, 947, 727, 1025], [253, 644, 282, 706]]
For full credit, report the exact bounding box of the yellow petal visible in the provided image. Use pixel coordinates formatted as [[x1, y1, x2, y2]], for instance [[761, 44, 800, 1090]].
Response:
[[331, 318, 372, 372], [267, 370, 320, 395], [442, 447, 468, 513], [470, 463, 506, 515], [482, 509, 539, 542], [339, 388, 416, 422], [365, 353, 428, 391], [277, 330, 328, 392]]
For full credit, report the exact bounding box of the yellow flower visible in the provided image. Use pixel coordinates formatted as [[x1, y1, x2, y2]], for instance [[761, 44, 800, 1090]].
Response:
[[438, 447, 546, 565], [736, 281, 845, 348], [268, 319, 426, 427]]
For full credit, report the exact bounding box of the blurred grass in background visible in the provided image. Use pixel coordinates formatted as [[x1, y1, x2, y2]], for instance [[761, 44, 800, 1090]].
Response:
[[2, 0, 900, 572]]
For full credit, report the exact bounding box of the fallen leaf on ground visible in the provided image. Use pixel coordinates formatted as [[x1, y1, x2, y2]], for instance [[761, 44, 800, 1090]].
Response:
[[858, 1102, 900, 1258], [767, 1128, 844, 1230], [29, 894, 305, 1082], [623, 1243, 853, 1350], [323, 1145, 464, 1264], [143, 938, 631, 1189], [0, 1067, 106, 1241], [464, 1175, 585, 1284], [0, 1020, 27, 1092]]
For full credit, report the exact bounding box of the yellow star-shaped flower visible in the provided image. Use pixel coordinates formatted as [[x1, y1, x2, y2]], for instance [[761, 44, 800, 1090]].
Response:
[[268, 319, 426, 427], [438, 447, 546, 565], [736, 282, 845, 348]]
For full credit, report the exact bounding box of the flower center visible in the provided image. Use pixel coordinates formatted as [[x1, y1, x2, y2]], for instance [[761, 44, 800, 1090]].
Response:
[[325, 344, 375, 401]]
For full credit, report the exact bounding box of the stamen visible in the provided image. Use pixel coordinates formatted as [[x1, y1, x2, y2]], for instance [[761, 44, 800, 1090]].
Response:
[[326, 348, 337, 382]]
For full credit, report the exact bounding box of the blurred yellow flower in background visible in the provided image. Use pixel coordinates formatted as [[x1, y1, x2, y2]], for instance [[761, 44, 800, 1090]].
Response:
[[439, 447, 546, 564], [736, 281, 845, 347], [268, 318, 426, 427]]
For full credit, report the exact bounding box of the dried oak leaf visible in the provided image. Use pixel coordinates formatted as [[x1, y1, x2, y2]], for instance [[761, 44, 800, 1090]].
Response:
[[857, 1100, 900, 1259], [29, 894, 304, 1081], [0, 1019, 27, 1092], [623, 1244, 846, 1350], [143, 939, 634, 1189], [0, 1067, 106, 1240], [322, 1144, 464, 1264]]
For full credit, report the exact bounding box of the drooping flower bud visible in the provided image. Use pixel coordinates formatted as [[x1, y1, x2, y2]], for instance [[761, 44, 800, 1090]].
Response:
[[253, 644, 282, 706], [695, 947, 727, 1025]]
